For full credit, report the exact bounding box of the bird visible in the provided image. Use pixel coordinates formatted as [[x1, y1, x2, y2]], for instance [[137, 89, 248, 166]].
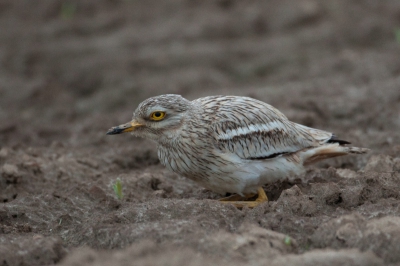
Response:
[[107, 94, 369, 208]]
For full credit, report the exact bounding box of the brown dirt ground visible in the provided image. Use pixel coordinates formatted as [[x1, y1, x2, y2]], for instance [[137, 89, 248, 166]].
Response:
[[1, 0, 400, 265]]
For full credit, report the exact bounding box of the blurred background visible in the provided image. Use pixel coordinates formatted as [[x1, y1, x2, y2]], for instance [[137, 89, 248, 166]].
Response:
[[1, 2, 400, 264], [0, 0, 399, 151]]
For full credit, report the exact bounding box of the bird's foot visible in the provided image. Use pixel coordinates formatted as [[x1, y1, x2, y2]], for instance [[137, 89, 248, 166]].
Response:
[[218, 187, 268, 208]]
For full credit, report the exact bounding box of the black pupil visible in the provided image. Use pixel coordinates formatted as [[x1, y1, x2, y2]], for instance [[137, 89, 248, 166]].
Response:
[[155, 112, 161, 117]]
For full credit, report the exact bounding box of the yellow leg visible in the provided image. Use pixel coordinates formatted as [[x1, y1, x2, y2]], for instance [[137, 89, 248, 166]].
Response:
[[218, 187, 268, 208]]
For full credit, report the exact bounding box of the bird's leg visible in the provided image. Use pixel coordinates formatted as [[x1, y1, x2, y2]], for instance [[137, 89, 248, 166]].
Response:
[[218, 187, 268, 208]]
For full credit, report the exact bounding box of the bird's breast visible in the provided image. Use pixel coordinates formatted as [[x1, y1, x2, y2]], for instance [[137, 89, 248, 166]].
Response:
[[156, 137, 229, 182], [157, 143, 193, 175]]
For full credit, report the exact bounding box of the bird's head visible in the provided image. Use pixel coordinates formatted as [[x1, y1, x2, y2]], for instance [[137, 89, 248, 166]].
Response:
[[106, 94, 192, 141]]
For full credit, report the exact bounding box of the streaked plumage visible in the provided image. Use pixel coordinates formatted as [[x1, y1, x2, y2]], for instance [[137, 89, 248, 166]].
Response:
[[107, 94, 368, 203]]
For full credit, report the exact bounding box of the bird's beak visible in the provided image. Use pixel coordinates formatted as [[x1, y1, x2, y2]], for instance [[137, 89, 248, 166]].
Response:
[[106, 120, 143, 135]]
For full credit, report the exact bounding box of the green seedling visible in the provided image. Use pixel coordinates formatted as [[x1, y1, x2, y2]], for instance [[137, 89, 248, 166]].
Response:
[[61, 2, 77, 19], [395, 28, 400, 44], [284, 235, 292, 246], [113, 178, 123, 200]]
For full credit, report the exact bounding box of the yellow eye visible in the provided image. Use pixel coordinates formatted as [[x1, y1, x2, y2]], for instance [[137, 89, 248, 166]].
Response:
[[150, 111, 166, 121]]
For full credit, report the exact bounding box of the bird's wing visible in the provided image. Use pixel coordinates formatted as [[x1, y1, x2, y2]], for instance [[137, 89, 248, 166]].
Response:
[[207, 96, 332, 160]]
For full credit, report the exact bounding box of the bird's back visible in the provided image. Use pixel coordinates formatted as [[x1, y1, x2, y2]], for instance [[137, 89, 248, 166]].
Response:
[[193, 96, 334, 160]]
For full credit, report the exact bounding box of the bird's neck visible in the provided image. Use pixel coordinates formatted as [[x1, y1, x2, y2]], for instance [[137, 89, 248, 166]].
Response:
[[157, 107, 202, 147]]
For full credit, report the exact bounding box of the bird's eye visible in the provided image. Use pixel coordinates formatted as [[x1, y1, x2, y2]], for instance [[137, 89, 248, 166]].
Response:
[[150, 111, 166, 121]]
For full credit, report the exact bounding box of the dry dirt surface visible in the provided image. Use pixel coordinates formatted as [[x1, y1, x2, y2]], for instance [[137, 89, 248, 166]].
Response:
[[1, 1, 400, 265]]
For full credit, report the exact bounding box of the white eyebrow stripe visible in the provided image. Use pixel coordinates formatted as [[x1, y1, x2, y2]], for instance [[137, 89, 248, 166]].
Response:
[[217, 122, 287, 140]]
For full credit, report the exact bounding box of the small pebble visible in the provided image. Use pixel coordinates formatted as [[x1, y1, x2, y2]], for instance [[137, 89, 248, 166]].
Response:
[[2, 163, 20, 177]]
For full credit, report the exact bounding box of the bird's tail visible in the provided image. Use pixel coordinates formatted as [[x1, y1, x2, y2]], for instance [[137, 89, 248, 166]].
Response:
[[301, 143, 369, 166]]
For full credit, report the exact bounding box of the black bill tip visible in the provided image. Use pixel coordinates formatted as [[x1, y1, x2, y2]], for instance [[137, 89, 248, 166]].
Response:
[[106, 121, 138, 135], [106, 126, 124, 135]]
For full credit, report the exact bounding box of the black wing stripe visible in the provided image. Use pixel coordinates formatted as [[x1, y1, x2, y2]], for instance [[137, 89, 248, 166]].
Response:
[[327, 135, 351, 145], [248, 152, 289, 160]]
